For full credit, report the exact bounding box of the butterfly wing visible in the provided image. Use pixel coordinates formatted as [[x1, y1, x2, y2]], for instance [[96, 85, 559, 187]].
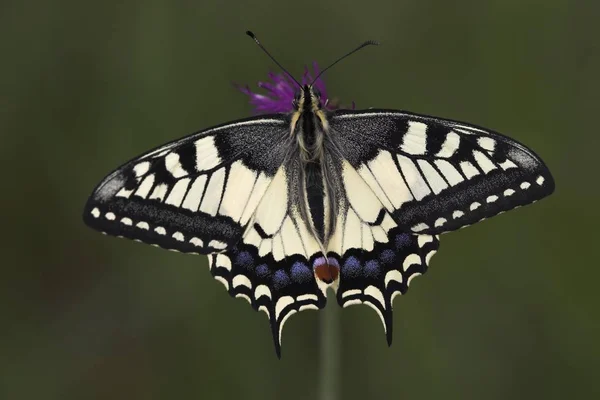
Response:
[[328, 109, 554, 235], [211, 160, 328, 357], [84, 115, 327, 357], [326, 109, 554, 342], [327, 159, 439, 344], [83, 115, 291, 253]]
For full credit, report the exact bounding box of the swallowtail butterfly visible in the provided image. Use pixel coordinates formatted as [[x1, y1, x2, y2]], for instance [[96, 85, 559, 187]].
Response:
[[83, 32, 555, 357]]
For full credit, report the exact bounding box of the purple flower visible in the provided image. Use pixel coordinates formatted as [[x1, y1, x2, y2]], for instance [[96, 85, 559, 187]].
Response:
[[236, 62, 354, 114]]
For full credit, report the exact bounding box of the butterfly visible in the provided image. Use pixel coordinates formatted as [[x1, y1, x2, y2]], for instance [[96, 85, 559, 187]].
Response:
[[83, 32, 555, 357]]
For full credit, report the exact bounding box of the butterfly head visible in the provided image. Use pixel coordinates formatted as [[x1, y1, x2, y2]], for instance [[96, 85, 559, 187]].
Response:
[[293, 85, 323, 113]]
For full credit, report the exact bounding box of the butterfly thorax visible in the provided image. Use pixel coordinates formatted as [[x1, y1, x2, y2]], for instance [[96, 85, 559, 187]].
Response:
[[293, 85, 328, 163]]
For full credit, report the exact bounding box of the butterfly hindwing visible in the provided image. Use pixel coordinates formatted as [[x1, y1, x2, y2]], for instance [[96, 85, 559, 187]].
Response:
[[211, 164, 327, 357], [328, 160, 439, 343], [329, 109, 555, 235], [83, 115, 291, 254]]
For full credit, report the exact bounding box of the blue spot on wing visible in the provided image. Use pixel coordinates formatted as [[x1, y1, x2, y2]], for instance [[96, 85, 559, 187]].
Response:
[[291, 262, 312, 283], [395, 233, 412, 249], [273, 270, 290, 290], [364, 260, 380, 278], [236, 251, 254, 270], [379, 249, 395, 264], [343, 256, 361, 278], [256, 264, 270, 278]]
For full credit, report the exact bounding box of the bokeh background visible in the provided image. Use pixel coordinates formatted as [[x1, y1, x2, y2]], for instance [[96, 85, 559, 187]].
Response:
[[2, 0, 599, 398]]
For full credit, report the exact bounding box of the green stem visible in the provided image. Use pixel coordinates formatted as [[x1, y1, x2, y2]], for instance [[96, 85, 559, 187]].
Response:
[[318, 291, 340, 400]]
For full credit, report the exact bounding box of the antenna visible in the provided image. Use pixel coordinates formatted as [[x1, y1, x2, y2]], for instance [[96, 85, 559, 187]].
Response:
[[311, 40, 379, 85], [246, 31, 302, 88]]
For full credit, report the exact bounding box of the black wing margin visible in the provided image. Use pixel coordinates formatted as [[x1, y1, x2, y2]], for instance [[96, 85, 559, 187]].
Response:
[[83, 114, 291, 254], [328, 109, 555, 235]]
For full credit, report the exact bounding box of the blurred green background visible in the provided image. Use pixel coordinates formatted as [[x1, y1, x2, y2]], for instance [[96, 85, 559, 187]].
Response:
[[2, 0, 599, 398]]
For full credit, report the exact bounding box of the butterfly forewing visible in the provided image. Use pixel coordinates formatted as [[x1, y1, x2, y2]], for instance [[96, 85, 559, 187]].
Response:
[[83, 115, 291, 254], [329, 109, 555, 235]]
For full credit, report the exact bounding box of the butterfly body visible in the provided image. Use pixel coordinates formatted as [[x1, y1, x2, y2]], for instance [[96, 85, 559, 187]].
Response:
[[84, 83, 554, 357]]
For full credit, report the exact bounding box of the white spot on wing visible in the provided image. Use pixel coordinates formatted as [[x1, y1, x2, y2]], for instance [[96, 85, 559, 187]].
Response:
[[154, 226, 166, 235], [397, 155, 431, 200], [258, 239, 272, 257], [520, 182, 531, 189], [417, 160, 449, 194], [133, 161, 151, 177], [136, 221, 149, 230], [280, 216, 303, 257], [401, 121, 428, 155], [272, 233, 285, 261], [343, 299, 362, 308], [499, 159, 518, 170], [385, 270, 403, 286], [165, 152, 188, 178], [199, 168, 225, 216], [434, 217, 446, 227], [149, 183, 168, 202], [364, 286, 386, 309], [299, 304, 319, 312], [536, 176, 545, 185], [473, 150, 497, 174], [460, 162, 479, 179], [253, 168, 288, 235], [165, 178, 191, 207], [361, 224, 375, 252], [486, 195, 498, 203], [182, 175, 207, 212], [434, 160, 464, 186], [411, 223, 428, 232], [477, 137, 496, 152], [195, 136, 222, 171], [255, 285, 272, 300], [342, 161, 381, 222], [233, 275, 251, 288], [105, 212, 116, 221], [436, 131, 460, 158], [91, 208, 100, 218], [215, 254, 231, 271], [343, 208, 362, 252], [172, 231, 184, 241], [240, 172, 272, 226], [504, 189, 515, 196], [275, 296, 295, 319], [116, 188, 134, 198], [417, 235, 433, 247], [278, 309, 297, 344], [342, 289, 362, 299], [209, 240, 227, 250], [190, 237, 203, 247], [135, 174, 155, 198], [297, 294, 318, 302], [367, 151, 413, 208], [121, 217, 133, 226], [403, 254, 421, 271], [219, 160, 257, 221], [371, 225, 388, 243], [357, 164, 394, 211], [452, 210, 464, 219]]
